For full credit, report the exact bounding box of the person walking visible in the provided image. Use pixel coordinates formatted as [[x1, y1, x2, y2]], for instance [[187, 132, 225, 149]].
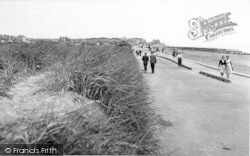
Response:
[[218, 55, 226, 77], [142, 53, 149, 73], [172, 49, 175, 58], [225, 55, 233, 78], [148, 46, 152, 52], [176, 52, 183, 67], [175, 49, 178, 57], [150, 52, 157, 73]]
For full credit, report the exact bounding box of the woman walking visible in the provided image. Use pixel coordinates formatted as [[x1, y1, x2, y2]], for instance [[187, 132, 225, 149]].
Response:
[[218, 55, 226, 77], [225, 55, 233, 78]]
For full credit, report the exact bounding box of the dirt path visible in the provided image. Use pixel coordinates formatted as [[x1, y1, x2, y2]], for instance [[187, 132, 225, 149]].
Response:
[[135, 51, 249, 156]]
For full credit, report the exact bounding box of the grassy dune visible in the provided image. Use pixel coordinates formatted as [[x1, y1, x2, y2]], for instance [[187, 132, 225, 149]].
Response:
[[164, 48, 250, 75], [0, 42, 161, 155]]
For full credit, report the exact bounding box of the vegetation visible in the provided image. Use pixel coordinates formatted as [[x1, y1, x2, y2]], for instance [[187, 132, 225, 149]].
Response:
[[0, 41, 161, 155]]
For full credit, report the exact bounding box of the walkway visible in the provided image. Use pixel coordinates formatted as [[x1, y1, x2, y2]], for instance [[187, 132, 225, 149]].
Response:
[[136, 51, 249, 156]]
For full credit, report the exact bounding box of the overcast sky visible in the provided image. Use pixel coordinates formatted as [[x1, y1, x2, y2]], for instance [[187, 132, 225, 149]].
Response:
[[0, 0, 250, 52]]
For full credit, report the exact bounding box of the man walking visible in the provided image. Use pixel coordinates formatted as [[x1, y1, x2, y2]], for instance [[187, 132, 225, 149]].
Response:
[[142, 53, 149, 73], [150, 52, 157, 73]]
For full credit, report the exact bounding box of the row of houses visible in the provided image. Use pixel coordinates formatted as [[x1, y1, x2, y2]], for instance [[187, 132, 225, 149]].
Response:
[[0, 34, 32, 43], [59, 36, 70, 42], [127, 38, 147, 45], [135, 39, 166, 52]]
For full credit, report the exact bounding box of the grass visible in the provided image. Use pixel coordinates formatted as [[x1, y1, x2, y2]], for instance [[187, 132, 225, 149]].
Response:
[[164, 47, 250, 74], [0, 42, 162, 155]]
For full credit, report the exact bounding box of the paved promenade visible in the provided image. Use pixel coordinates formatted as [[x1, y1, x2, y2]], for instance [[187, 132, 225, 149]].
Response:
[[136, 51, 249, 156]]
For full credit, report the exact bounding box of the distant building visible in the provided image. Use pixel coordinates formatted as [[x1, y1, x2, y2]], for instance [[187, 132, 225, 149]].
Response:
[[132, 38, 146, 44], [59, 36, 70, 42], [151, 39, 161, 45], [149, 39, 166, 52], [16, 35, 27, 43]]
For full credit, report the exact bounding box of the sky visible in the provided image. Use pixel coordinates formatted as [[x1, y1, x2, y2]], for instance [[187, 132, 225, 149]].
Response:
[[0, 0, 250, 52]]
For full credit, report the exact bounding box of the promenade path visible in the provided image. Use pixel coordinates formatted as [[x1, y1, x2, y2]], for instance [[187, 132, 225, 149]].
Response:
[[136, 51, 249, 156]]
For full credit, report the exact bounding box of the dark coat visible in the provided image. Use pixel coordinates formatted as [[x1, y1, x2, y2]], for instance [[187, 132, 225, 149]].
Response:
[[150, 55, 157, 64], [142, 55, 149, 63]]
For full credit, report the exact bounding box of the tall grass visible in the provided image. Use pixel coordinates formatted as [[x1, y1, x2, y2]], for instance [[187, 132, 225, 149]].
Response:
[[0, 42, 161, 155]]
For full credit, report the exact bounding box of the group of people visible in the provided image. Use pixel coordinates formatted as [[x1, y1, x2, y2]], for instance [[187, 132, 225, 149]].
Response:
[[136, 50, 142, 56], [138, 48, 234, 79], [218, 55, 233, 78], [142, 52, 157, 73]]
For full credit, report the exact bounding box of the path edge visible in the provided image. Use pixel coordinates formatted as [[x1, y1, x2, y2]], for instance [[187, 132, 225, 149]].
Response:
[[157, 55, 192, 70]]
